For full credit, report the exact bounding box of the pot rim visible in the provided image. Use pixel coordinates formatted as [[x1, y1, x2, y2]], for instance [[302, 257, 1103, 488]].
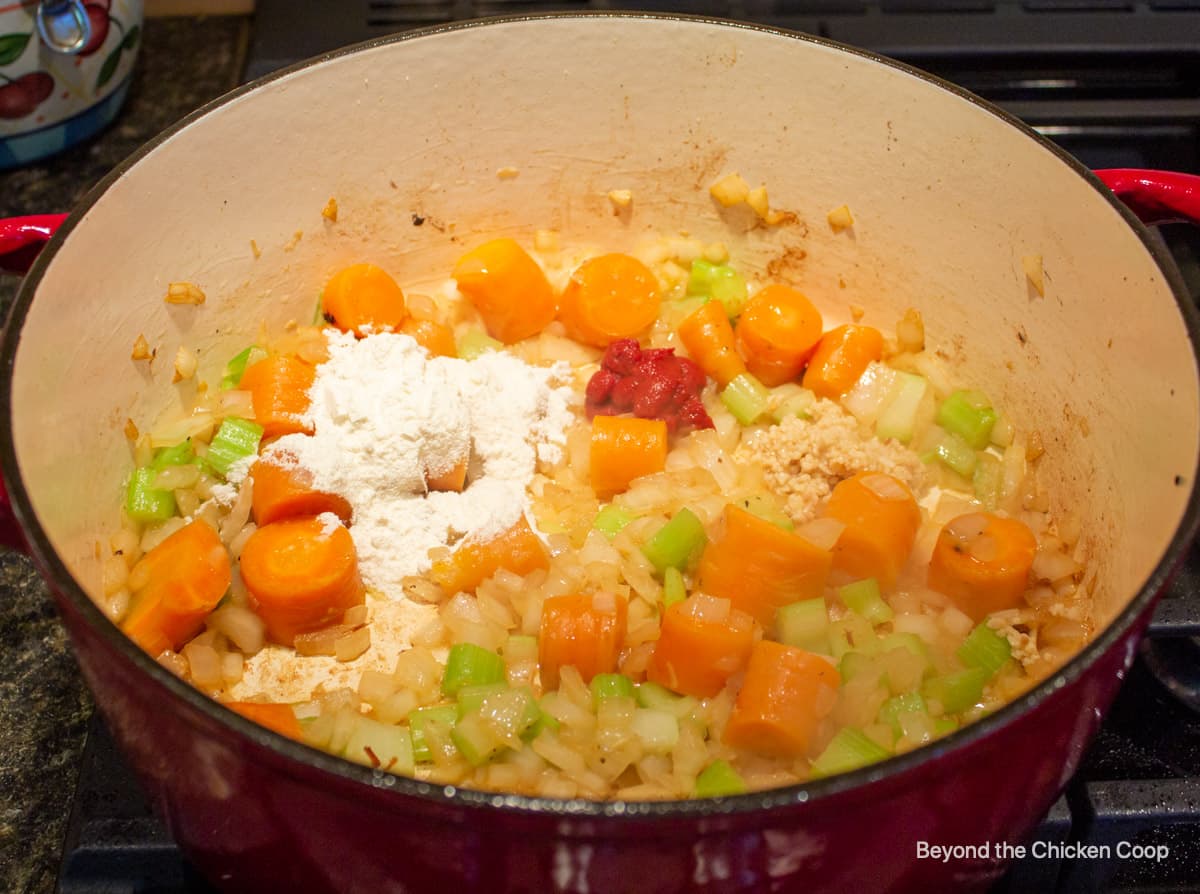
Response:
[[5, 10, 1200, 821]]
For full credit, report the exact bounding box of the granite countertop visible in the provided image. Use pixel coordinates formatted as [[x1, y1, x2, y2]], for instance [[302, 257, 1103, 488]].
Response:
[[0, 16, 249, 893]]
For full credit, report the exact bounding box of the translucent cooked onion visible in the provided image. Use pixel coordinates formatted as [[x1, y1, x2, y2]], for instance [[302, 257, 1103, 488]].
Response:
[[295, 625, 348, 657], [149, 412, 215, 449], [1032, 548, 1081, 585], [153, 464, 202, 491], [861, 473, 910, 502], [686, 593, 731, 623], [795, 517, 846, 551], [208, 604, 265, 654], [183, 641, 223, 689], [220, 389, 255, 418], [140, 517, 187, 554], [842, 362, 898, 425]]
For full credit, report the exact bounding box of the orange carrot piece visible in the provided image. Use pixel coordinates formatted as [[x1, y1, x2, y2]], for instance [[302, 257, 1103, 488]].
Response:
[[558, 253, 661, 348], [239, 517, 365, 646], [927, 512, 1038, 620], [734, 284, 824, 386], [429, 515, 550, 596], [249, 456, 353, 527], [589, 415, 669, 500], [400, 317, 457, 358], [696, 504, 832, 625], [238, 354, 316, 440], [723, 640, 840, 758], [121, 519, 231, 656], [825, 471, 922, 589], [538, 592, 628, 690], [322, 263, 409, 334], [677, 299, 746, 387], [225, 701, 304, 740], [452, 238, 557, 344], [801, 324, 885, 398], [646, 596, 756, 697], [425, 454, 468, 493]]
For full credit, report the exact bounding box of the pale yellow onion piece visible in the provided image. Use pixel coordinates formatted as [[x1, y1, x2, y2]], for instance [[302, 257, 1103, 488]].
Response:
[[794, 517, 846, 552]]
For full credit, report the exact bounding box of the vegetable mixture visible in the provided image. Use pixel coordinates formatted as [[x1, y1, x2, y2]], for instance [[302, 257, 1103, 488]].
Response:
[[101, 227, 1093, 800]]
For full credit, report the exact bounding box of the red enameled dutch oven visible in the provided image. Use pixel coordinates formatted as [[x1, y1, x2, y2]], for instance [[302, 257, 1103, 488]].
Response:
[[2, 15, 1200, 893]]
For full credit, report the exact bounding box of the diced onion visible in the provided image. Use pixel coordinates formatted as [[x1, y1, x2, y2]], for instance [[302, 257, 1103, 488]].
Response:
[[1032, 548, 1080, 585], [140, 517, 187, 554], [686, 593, 731, 623], [183, 641, 223, 688], [842, 362, 898, 425], [208, 604, 266, 654], [861, 473, 910, 502], [795, 517, 846, 552], [153, 464, 201, 491], [148, 413, 215, 449]]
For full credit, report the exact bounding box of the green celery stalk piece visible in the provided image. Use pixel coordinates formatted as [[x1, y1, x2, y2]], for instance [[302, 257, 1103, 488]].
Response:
[[205, 417, 264, 478], [838, 578, 894, 624], [956, 622, 1012, 678], [342, 716, 415, 774], [477, 686, 541, 744], [878, 632, 930, 662], [923, 667, 989, 714], [875, 371, 928, 444], [450, 712, 503, 766], [878, 692, 928, 738], [925, 429, 978, 478], [150, 440, 196, 470], [973, 452, 1003, 511], [590, 673, 636, 702], [457, 328, 503, 360], [694, 759, 747, 798], [524, 701, 560, 740], [687, 260, 749, 318], [593, 504, 636, 539], [441, 643, 506, 696], [662, 566, 687, 607], [775, 598, 829, 652], [455, 682, 511, 719], [838, 650, 876, 683], [721, 372, 770, 426], [220, 345, 267, 390], [936, 390, 998, 450], [828, 614, 880, 661], [767, 382, 816, 423], [641, 507, 707, 573], [738, 493, 794, 530], [810, 727, 891, 778], [125, 468, 176, 522], [408, 704, 458, 763]]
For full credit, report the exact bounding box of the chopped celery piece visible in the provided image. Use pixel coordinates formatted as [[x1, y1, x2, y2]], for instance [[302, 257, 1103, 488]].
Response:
[[923, 667, 989, 714], [936, 390, 997, 450], [641, 507, 707, 573], [687, 260, 748, 317], [205, 417, 264, 478], [775, 597, 829, 652], [721, 372, 770, 425], [694, 759, 747, 798], [838, 650, 876, 683], [591, 673, 636, 702], [933, 716, 960, 736], [151, 439, 195, 470], [477, 686, 541, 743], [456, 682, 510, 719], [767, 383, 816, 423], [662, 566, 687, 607], [663, 295, 709, 329], [125, 468, 176, 522], [409, 704, 458, 763], [525, 702, 560, 740], [451, 712, 503, 766], [828, 613, 881, 660], [503, 634, 539, 663], [810, 727, 891, 778], [441, 643, 506, 696], [738, 493, 794, 530], [972, 452, 1003, 511], [630, 708, 679, 754], [878, 632, 931, 663], [220, 345, 267, 390], [926, 429, 978, 478], [593, 504, 635, 539], [634, 682, 701, 720], [838, 578, 893, 624], [875, 371, 928, 444], [343, 716, 414, 774], [957, 622, 1012, 678], [878, 692, 928, 738], [457, 328, 503, 360]]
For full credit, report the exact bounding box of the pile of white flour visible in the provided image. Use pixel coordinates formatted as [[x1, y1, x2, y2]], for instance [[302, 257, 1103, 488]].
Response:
[[251, 330, 574, 599]]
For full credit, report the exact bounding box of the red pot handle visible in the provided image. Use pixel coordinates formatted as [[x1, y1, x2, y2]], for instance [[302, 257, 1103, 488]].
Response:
[[1093, 169, 1200, 227], [0, 213, 68, 275]]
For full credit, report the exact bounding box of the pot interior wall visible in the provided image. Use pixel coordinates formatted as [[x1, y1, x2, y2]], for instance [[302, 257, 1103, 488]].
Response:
[[12, 16, 1198, 636]]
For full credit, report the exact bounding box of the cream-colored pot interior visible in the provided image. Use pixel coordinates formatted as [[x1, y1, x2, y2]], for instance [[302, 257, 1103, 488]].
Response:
[[13, 16, 1199, 633]]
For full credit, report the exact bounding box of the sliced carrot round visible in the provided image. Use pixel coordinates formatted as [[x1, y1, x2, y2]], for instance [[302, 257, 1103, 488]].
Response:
[[825, 471, 921, 589], [225, 701, 304, 740], [429, 515, 549, 597], [400, 317, 457, 358], [927, 512, 1037, 620], [452, 238, 557, 344], [589, 415, 668, 500], [647, 595, 755, 697], [249, 456, 353, 527], [240, 516, 365, 646], [734, 284, 824, 386], [238, 354, 316, 440], [559, 253, 661, 348], [677, 299, 745, 386], [538, 592, 628, 690], [322, 263, 409, 333], [802, 324, 885, 398]]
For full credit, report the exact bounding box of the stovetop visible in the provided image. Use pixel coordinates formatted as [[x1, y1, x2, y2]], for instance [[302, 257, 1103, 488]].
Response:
[[55, 3, 1200, 891]]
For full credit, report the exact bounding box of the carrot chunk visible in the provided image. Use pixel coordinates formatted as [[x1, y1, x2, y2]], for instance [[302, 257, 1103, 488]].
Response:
[[589, 415, 669, 500], [802, 324, 885, 398], [225, 701, 304, 740], [734, 284, 824, 386], [723, 640, 840, 758], [927, 512, 1037, 620], [559, 253, 661, 348], [400, 317, 457, 358], [429, 515, 550, 597], [452, 238, 557, 344], [425, 454, 468, 493], [249, 455, 353, 527], [239, 516, 365, 646], [825, 471, 922, 588], [696, 504, 833, 626], [538, 592, 628, 690], [677, 299, 746, 387], [121, 519, 231, 656], [322, 263, 409, 334], [646, 595, 755, 697], [238, 354, 316, 440]]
